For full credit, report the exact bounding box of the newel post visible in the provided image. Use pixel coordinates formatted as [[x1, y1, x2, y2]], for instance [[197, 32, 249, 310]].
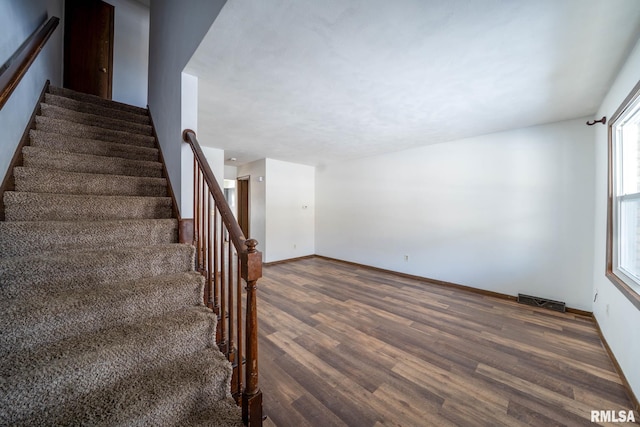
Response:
[[241, 238, 263, 426]]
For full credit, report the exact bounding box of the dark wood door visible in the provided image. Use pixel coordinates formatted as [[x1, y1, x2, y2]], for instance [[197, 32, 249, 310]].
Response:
[[64, 0, 114, 99], [237, 177, 250, 237]]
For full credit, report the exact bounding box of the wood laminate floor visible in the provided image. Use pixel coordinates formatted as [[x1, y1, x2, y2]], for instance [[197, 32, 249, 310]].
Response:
[[257, 257, 638, 427]]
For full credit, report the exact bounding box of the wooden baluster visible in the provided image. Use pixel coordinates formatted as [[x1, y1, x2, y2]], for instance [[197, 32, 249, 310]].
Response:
[[201, 173, 207, 276], [213, 208, 221, 345], [228, 241, 235, 352], [197, 169, 204, 272], [201, 180, 209, 305], [193, 158, 199, 270], [236, 249, 244, 400], [219, 222, 228, 355], [207, 192, 213, 309], [242, 239, 263, 426], [228, 241, 238, 397]]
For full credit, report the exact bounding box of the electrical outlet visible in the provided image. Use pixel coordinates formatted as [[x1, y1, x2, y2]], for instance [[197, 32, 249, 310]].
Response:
[[606, 303, 610, 316], [293, 244, 297, 249], [404, 255, 409, 262]]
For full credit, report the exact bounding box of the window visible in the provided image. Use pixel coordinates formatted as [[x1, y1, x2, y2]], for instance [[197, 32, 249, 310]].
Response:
[[607, 81, 640, 308]]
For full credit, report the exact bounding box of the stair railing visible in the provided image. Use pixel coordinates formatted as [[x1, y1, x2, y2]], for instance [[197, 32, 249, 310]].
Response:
[[182, 129, 263, 426], [0, 16, 59, 110]]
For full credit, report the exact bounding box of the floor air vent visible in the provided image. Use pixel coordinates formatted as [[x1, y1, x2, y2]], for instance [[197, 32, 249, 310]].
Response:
[[517, 294, 566, 313]]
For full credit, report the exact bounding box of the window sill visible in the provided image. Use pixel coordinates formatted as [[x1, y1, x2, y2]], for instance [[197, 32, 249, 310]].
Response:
[[606, 270, 640, 311]]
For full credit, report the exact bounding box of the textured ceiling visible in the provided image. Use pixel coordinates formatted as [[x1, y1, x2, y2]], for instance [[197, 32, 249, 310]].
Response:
[[185, 0, 640, 166]]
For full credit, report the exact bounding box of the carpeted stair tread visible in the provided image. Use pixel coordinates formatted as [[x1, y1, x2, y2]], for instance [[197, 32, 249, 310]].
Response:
[[36, 115, 156, 148], [0, 218, 178, 258], [1, 305, 216, 379], [40, 103, 153, 136], [3, 191, 172, 221], [14, 167, 168, 197], [0, 311, 230, 426], [49, 85, 148, 116], [2, 347, 233, 427], [30, 129, 159, 162], [23, 146, 163, 177], [44, 93, 151, 125], [0, 244, 194, 290], [0, 272, 204, 353]]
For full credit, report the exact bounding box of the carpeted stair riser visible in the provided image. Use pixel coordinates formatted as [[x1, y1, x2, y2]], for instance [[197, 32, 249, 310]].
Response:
[[14, 167, 168, 197], [44, 93, 151, 125], [1, 272, 204, 352], [36, 115, 156, 148], [30, 129, 159, 162], [40, 103, 153, 136], [49, 85, 148, 116], [0, 219, 178, 258], [182, 399, 244, 427], [22, 146, 163, 177], [3, 192, 172, 221], [0, 309, 224, 425], [0, 244, 194, 290], [3, 349, 233, 427]]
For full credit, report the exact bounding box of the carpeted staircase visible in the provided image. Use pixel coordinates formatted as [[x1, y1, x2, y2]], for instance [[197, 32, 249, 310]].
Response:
[[0, 87, 243, 426]]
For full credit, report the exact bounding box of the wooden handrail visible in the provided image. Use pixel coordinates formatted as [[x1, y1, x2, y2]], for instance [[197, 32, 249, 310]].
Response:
[[183, 129, 247, 251], [0, 16, 59, 110], [182, 129, 263, 426]]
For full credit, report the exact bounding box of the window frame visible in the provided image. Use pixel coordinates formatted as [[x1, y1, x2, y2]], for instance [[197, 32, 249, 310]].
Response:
[[606, 79, 640, 310]]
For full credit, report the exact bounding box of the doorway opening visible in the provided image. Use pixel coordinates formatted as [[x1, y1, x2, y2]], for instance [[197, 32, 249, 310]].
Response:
[[64, 0, 114, 98], [237, 176, 250, 237]]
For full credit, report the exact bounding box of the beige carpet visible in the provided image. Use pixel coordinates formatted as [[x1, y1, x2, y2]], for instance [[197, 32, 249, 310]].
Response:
[[0, 87, 243, 426]]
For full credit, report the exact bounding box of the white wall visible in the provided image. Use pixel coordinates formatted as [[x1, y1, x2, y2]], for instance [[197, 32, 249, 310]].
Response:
[[316, 118, 595, 310], [0, 0, 64, 182], [237, 159, 266, 260], [592, 37, 640, 400], [237, 158, 315, 262], [105, 0, 149, 108], [148, 0, 226, 217], [224, 165, 237, 180], [179, 71, 224, 219], [224, 165, 238, 219], [265, 159, 315, 263], [201, 145, 225, 188], [180, 72, 198, 218]]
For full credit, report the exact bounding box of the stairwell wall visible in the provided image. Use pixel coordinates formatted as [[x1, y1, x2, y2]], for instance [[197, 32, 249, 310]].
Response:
[[0, 0, 63, 182], [148, 0, 226, 218]]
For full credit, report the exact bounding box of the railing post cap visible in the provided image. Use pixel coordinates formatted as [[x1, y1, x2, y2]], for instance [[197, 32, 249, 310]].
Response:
[[182, 128, 195, 142], [245, 239, 259, 253]]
